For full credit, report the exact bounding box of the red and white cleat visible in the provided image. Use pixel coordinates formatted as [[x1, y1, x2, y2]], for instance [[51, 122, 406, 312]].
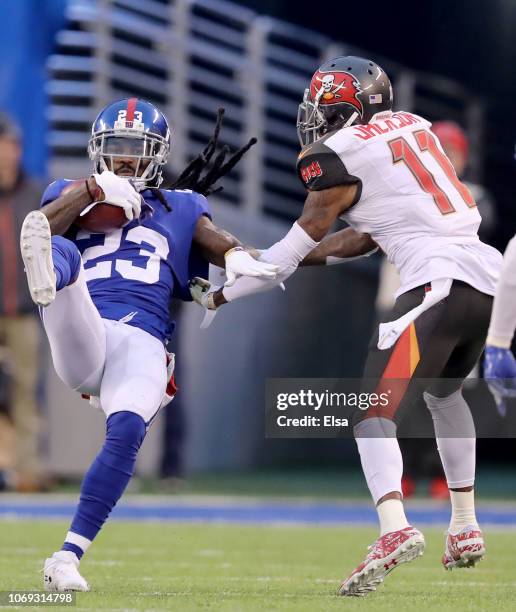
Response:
[[442, 525, 485, 570], [338, 526, 425, 597]]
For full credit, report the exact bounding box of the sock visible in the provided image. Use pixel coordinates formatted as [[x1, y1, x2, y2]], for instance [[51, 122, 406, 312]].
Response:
[[377, 499, 410, 535], [424, 390, 475, 488], [61, 411, 146, 559], [449, 490, 478, 534], [54, 550, 81, 564], [354, 417, 403, 504], [52, 236, 82, 291], [61, 533, 92, 560]]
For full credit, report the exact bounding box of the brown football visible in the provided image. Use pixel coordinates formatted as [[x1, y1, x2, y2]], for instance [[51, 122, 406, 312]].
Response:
[[61, 179, 127, 233], [75, 203, 127, 233]]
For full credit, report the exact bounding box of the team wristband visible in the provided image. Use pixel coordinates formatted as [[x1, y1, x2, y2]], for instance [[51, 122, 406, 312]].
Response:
[[207, 292, 217, 310]]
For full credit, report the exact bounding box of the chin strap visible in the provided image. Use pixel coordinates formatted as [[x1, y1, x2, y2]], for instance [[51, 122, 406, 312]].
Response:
[[343, 111, 359, 127]]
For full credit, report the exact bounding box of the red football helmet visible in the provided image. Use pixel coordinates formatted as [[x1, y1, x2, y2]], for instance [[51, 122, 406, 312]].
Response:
[[297, 56, 393, 145]]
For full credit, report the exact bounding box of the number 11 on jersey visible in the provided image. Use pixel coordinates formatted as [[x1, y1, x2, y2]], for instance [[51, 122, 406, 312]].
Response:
[[389, 129, 476, 215]]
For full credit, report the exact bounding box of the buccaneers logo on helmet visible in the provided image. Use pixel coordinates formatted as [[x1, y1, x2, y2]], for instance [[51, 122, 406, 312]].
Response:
[[310, 70, 363, 114]]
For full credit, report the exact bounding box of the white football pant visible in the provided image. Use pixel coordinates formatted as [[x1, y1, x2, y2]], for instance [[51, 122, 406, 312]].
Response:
[[41, 266, 167, 423]]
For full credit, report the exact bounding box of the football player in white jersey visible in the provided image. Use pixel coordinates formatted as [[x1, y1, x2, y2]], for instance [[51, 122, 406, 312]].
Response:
[[197, 56, 503, 596]]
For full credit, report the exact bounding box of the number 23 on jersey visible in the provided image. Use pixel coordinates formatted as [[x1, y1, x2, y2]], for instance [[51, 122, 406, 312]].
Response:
[[79, 226, 170, 284]]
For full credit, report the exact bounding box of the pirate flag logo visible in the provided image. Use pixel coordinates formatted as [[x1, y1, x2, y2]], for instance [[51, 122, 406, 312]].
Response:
[[310, 70, 363, 115]]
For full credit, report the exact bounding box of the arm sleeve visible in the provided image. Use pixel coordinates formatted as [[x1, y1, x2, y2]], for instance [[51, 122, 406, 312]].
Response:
[[297, 140, 362, 201], [222, 222, 318, 302], [487, 235, 516, 347]]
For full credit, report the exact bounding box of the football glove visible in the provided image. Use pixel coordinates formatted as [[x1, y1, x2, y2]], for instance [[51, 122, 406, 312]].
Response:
[[224, 247, 279, 287], [189, 276, 219, 310], [189, 277, 221, 329], [484, 345, 516, 417], [91, 171, 142, 221]]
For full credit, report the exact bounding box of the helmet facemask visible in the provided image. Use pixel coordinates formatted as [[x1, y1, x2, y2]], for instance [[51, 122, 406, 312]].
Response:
[[296, 87, 360, 147], [297, 88, 328, 146], [88, 129, 169, 189]]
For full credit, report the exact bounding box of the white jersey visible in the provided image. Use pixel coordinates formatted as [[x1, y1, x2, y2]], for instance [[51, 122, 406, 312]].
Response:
[[297, 110, 502, 297]]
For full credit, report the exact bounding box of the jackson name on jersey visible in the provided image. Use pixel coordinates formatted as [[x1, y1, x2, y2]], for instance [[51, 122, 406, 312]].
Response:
[[297, 110, 502, 297]]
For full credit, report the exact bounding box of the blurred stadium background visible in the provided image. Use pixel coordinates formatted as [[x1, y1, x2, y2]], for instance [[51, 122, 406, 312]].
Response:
[[1, 0, 516, 563]]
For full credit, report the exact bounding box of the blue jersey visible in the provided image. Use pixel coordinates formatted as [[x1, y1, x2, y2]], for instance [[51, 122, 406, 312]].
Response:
[[41, 180, 211, 342]]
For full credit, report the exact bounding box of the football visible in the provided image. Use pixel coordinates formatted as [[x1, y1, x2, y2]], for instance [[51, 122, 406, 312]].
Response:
[[61, 179, 127, 233], [76, 203, 127, 233]]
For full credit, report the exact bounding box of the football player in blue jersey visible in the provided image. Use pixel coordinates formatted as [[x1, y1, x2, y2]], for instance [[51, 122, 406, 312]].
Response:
[[19, 98, 373, 592]]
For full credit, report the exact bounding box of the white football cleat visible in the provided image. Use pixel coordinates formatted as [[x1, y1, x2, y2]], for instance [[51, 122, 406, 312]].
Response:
[[44, 551, 90, 592], [339, 526, 425, 596], [442, 525, 485, 570], [20, 210, 56, 306]]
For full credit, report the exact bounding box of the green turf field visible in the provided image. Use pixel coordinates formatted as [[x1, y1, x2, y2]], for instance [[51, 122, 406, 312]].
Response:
[[0, 521, 514, 611]]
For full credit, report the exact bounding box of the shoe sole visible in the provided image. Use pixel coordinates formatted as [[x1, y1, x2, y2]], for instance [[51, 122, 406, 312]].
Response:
[[44, 575, 90, 593], [20, 211, 56, 307], [443, 545, 485, 570], [339, 533, 426, 597]]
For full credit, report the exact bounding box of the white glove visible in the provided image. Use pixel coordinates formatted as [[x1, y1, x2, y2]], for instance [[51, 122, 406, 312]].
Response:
[[224, 247, 279, 287], [91, 171, 142, 221]]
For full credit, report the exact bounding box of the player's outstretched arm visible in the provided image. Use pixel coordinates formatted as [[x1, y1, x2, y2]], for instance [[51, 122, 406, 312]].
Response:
[[203, 183, 358, 307], [192, 215, 279, 286], [192, 215, 259, 267], [296, 183, 358, 241], [300, 228, 377, 266]]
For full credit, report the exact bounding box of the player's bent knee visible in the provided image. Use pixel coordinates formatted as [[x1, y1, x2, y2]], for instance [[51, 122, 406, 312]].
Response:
[[423, 388, 464, 409], [106, 411, 147, 457], [424, 388, 476, 440], [52, 359, 103, 396], [354, 416, 397, 438]]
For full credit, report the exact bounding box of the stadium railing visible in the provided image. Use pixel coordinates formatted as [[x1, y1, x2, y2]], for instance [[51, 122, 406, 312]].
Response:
[[47, 0, 484, 221]]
